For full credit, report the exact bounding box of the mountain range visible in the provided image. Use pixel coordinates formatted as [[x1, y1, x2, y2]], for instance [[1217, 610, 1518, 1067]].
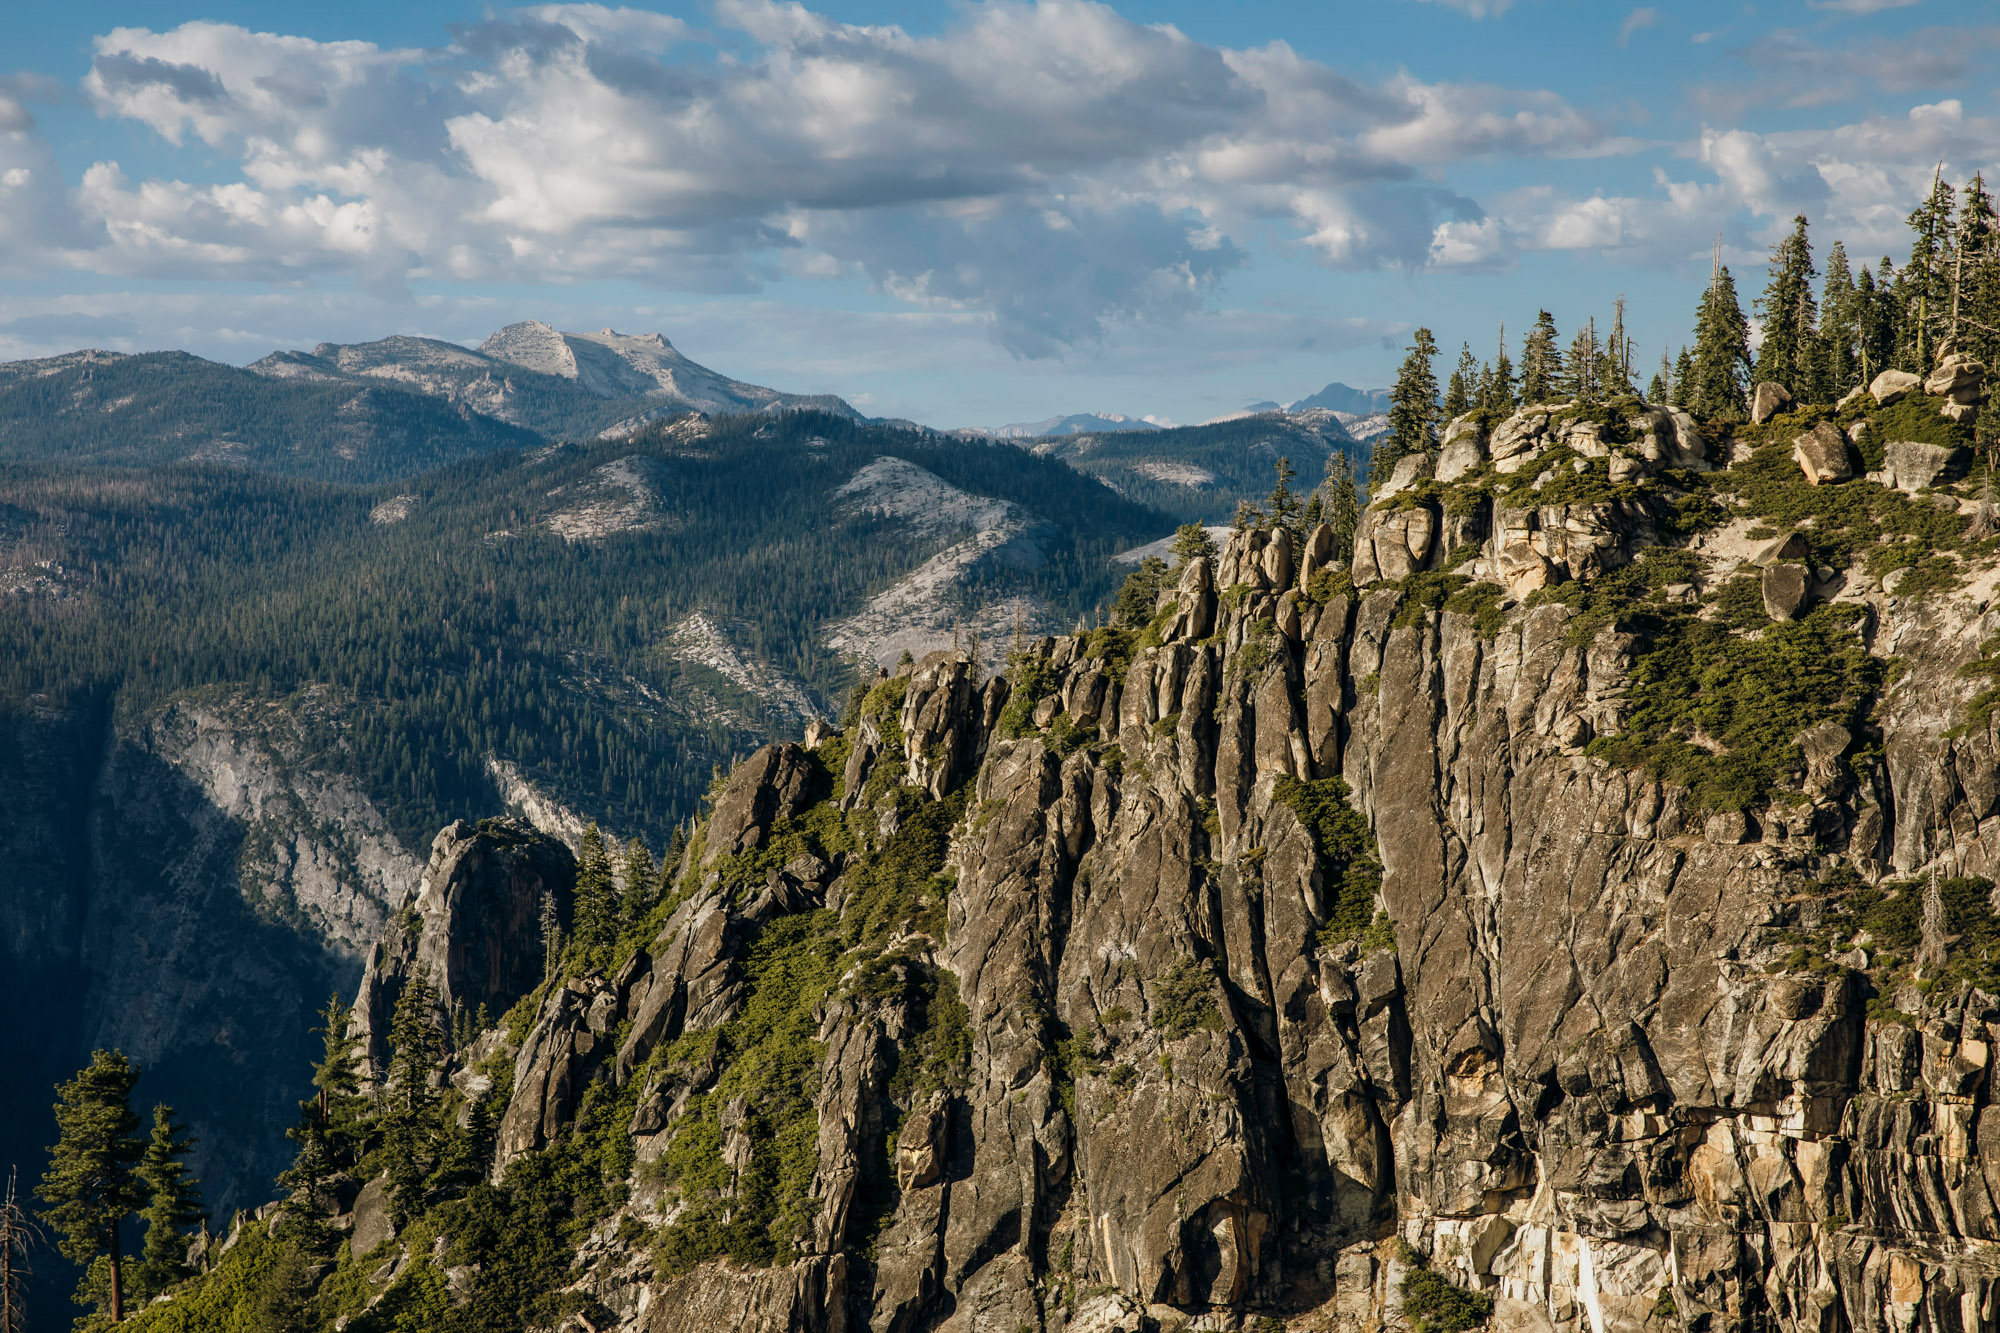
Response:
[[978, 381, 1392, 441]]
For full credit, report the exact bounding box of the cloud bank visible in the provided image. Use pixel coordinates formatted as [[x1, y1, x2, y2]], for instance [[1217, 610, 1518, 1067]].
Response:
[[0, 1, 1992, 359]]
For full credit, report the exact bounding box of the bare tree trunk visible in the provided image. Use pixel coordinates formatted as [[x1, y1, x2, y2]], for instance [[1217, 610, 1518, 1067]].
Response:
[[108, 1222, 122, 1323]]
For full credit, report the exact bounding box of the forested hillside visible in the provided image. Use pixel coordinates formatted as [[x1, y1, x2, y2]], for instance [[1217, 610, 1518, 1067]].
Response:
[[0, 351, 542, 483], [1017, 408, 1360, 523]]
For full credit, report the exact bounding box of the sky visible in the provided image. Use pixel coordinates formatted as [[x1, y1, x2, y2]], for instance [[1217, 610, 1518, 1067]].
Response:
[[0, 0, 1993, 429]]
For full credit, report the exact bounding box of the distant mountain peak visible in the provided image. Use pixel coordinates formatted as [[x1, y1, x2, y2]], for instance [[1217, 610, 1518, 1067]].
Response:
[[1286, 381, 1390, 415]]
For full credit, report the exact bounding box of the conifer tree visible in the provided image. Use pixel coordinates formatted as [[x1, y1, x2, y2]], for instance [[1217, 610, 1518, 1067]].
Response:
[[1672, 347, 1695, 408], [571, 825, 617, 960], [1373, 327, 1440, 489], [1519, 312, 1563, 404], [38, 1050, 145, 1323], [382, 978, 443, 1226], [1266, 456, 1303, 537], [1754, 214, 1819, 395], [1230, 497, 1265, 530], [620, 839, 657, 932], [1321, 453, 1361, 568], [1647, 352, 1670, 405], [1112, 557, 1170, 627], [540, 887, 565, 983], [306, 996, 364, 1156], [275, 1124, 337, 1256], [1691, 260, 1752, 420], [1169, 523, 1218, 568], [134, 1106, 202, 1300], [1819, 241, 1858, 394], [1902, 171, 1956, 371], [1484, 325, 1517, 411], [1442, 342, 1477, 420], [1605, 298, 1634, 396], [1955, 173, 1999, 371], [1301, 488, 1324, 530], [1563, 318, 1604, 400], [1857, 261, 1898, 384]]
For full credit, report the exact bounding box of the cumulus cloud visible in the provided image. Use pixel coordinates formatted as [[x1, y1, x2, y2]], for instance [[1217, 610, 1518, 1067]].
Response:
[[8, 1, 1623, 354], [1695, 24, 2000, 116]]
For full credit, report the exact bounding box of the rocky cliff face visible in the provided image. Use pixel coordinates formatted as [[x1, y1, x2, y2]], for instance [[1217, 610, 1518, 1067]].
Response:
[[139, 381, 2000, 1332], [0, 690, 422, 1232]]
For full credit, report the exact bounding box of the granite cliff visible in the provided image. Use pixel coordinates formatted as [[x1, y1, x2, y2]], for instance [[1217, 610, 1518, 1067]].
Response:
[[133, 366, 2000, 1333]]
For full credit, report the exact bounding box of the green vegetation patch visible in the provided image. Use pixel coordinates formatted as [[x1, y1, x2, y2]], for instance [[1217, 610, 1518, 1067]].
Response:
[[651, 909, 843, 1278], [1149, 959, 1224, 1039], [1389, 571, 1507, 639], [1401, 1265, 1495, 1332], [1587, 601, 1883, 812], [1272, 776, 1386, 948], [1714, 433, 1965, 572]]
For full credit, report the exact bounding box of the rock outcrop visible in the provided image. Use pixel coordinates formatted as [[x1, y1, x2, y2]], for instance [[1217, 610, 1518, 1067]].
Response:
[[140, 389, 2000, 1333]]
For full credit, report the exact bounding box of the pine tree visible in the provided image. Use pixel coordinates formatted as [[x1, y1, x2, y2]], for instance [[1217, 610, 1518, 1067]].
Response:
[[1321, 452, 1361, 569], [275, 1124, 337, 1256], [571, 824, 616, 961], [1112, 557, 1171, 627], [1753, 214, 1819, 396], [1692, 257, 1752, 421], [1519, 312, 1563, 404], [1230, 497, 1266, 530], [1484, 325, 1517, 411], [1672, 347, 1695, 408], [38, 1050, 145, 1323], [1, 1168, 45, 1333], [307, 996, 364, 1150], [382, 979, 443, 1226], [540, 887, 565, 983], [1373, 327, 1440, 489], [1301, 489, 1324, 530], [1266, 456, 1303, 536], [1442, 342, 1477, 420], [1169, 523, 1218, 567], [133, 1106, 202, 1300], [1955, 173, 1999, 372], [1858, 260, 1899, 385], [620, 839, 657, 932], [1605, 298, 1634, 396], [1563, 318, 1604, 401], [1900, 170, 1956, 371], [1819, 241, 1858, 395]]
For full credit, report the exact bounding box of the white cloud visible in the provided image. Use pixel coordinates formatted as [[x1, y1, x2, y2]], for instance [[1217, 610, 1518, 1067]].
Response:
[[1619, 8, 1659, 48], [1412, 0, 1515, 17], [1810, 0, 1920, 12], [6, 2, 1624, 354]]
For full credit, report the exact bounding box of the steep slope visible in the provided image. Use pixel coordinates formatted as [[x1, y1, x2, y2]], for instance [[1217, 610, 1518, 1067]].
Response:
[[0, 350, 541, 482], [0, 411, 1170, 1305], [126, 370, 2000, 1332]]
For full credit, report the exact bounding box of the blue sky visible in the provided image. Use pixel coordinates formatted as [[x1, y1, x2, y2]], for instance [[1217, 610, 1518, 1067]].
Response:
[[0, 0, 1992, 428]]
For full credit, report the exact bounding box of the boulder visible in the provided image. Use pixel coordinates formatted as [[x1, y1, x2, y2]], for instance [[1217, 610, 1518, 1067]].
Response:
[[1881, 439, 1970, 494], [1436, 415, 1488, 482], [1869, 369, 1922, 406], [1752, 530, 1810, 567], [1925, 353, 1984, 400], [1751, 381, 1792, 424], [1791, 421, 1852, 485], [351, 1175, 396, 1257], [1373, 452, 1433, 503], [1762, 562, 1810, 621]]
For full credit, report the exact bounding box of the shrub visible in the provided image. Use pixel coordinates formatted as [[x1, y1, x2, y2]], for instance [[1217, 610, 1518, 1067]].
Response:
[[1402, 1266, 1494, 1332], [1150, 959, 1222, 1039], [1272, 775, 1385, 948]]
